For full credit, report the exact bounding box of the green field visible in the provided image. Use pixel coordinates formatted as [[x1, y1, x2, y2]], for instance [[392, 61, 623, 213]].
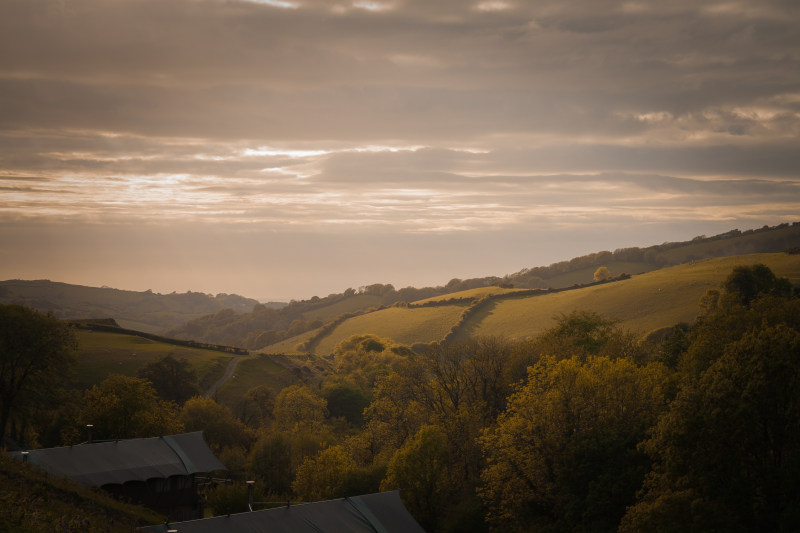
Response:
[[539, 261, 657, 288], [265, 253, 800, 353], [313, 304, 469, 354], [301, 294, 384, 322], [212, 353, 327, 410], [414, 286, 523, 304], [457, 253, 800, 342], [72, 330, 233, 391]]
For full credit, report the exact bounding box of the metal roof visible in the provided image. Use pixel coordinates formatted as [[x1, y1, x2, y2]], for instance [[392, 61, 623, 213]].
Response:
[[9, 431, 226, 486], [141, 490, 427, 533]]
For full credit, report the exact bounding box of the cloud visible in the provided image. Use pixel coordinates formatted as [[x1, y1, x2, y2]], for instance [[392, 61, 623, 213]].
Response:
[[1, 0, 798, 297]]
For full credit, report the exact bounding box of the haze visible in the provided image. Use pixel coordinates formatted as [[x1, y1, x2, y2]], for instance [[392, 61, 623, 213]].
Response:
[[1, 0, 799, 301]]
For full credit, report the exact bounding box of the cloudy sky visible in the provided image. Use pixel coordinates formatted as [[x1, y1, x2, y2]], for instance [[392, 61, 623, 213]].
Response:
[[1, 0, 799, 301]]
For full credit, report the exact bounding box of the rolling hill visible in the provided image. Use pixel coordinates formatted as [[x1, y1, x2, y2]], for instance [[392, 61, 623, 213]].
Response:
[[0, 280, 264, 333], [262, 252, 800, 355]]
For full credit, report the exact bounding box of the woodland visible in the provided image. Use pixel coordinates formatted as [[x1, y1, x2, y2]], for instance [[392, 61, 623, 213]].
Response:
[[2, 262, 800, 532]]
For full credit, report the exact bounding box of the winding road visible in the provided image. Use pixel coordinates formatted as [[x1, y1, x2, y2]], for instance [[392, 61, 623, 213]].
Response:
[[205, 355, 246, 398]]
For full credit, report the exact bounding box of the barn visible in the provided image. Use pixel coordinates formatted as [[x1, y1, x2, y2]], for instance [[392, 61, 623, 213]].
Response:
[[9, 431, 226, 521]]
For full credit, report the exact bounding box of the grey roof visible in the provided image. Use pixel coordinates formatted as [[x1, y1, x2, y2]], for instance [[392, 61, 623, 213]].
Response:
[[9, 431, 226, 486], [141, 490, 426, 533]]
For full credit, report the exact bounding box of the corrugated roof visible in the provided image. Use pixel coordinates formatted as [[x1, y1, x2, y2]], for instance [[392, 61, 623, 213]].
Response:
[[140, 490, 427, 533], [9, 431, 226, 487]]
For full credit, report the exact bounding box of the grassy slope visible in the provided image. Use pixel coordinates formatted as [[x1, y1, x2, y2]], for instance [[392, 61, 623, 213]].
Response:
[[313, 304, 469, 354], [212, 354, 328, 410], [458, 253, 800, 342], [301, 294, 384, 322], [414, 286, 523, 304], [268, 253, 800, 354], [539, 261, 656, 288], [73, 330, 233, 390], [0, 453, 163, 531]]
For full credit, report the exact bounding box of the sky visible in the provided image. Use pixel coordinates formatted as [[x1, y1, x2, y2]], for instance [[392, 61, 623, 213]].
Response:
[[1, 0, 799, 301]]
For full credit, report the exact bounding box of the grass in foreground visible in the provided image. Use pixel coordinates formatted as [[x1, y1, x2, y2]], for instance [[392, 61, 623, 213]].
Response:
[[0, 453, 163, 532]]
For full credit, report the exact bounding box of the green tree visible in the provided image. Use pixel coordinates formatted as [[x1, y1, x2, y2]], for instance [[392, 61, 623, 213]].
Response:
[[273, 385, 328, 432], [479, 356, 667, 532], [381, 425, 453, 532], [621, 324, 800, 532], [293, 445, 356, 501], [81, 374, 183, 439], [532, 310, 648, 363], [722, 263, 793, 307], [181, 396, 254, 452], [249, 432, 293, 494], [323, 383, 370, 427], [237, 385, 275, 429], [593, 266, 612, 281], [0, 304, 76, 445], [136, 354, 199, 404]]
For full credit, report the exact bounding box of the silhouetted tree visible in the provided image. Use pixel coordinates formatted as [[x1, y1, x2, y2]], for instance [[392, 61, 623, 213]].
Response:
[[136, 354, 199, 404], [0, 304, 76, 445]]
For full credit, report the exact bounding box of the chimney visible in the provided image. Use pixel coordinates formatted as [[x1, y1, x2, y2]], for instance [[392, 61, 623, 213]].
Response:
[[247, 480, 255, 511]]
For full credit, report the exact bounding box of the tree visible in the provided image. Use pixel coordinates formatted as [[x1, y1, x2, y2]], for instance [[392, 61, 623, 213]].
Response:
[[0, 305, 77, 443], [0, 304, 76, 445], [273, 385, 328, 432], [621, 324, 800, 532], [81, 374, 183, 439], [323, 384, 370, 427], [249, 432, 293, 494], [136, 354, 199, 404], [479, 356, 667, 532], [237, 385, 275, 429], [292, 445, 356, 501], [381, 425, 453, 532], [722, 263, 793, 307], [593, 266, 612, 281], [181, 396, 254, 452]]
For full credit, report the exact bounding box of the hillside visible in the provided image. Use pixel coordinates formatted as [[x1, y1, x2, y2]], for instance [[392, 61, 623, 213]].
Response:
[[5, 222, 798, 350], [0, 452, 163, 531], [0, 280, 262, 333], [170, 222, 800, 350], [71, 328, 236, 391], [262, 252, 800, 355]]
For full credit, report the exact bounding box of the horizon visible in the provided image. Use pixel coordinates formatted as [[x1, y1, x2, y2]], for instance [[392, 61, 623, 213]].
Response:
[[2, 1, 799, 301], [3, 220, 792, 303]]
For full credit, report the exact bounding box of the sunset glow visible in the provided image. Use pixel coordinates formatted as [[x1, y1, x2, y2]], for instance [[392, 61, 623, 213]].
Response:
[[1, 0, 798, 300]]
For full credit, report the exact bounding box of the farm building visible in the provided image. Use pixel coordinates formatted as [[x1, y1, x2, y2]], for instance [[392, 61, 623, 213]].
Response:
[[140, 490, 426, 533], [8, 431, 226, 521]]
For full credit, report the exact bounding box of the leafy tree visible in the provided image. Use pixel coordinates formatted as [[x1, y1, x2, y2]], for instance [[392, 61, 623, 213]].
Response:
[[0, 304, 76, 445], [532, 310, 648, 363], [249, 432, 293, 494], [273, 385, 328, 432], [323, 384, 370, 427], [479, 356, 667, 532], [181, 396, 254, 452], [621, 324, 800, 532], [81, 374, 183, 439], [237, 385, 275, 429], [722, 263, 793, 307], [136, 354, 199, 404], [381, 425, 453, 532], [293, 445, 356, 501], [593, 266, 612, 281]]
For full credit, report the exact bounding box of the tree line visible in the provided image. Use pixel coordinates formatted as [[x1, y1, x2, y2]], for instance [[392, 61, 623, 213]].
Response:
[[2, 263, 800, 531]]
